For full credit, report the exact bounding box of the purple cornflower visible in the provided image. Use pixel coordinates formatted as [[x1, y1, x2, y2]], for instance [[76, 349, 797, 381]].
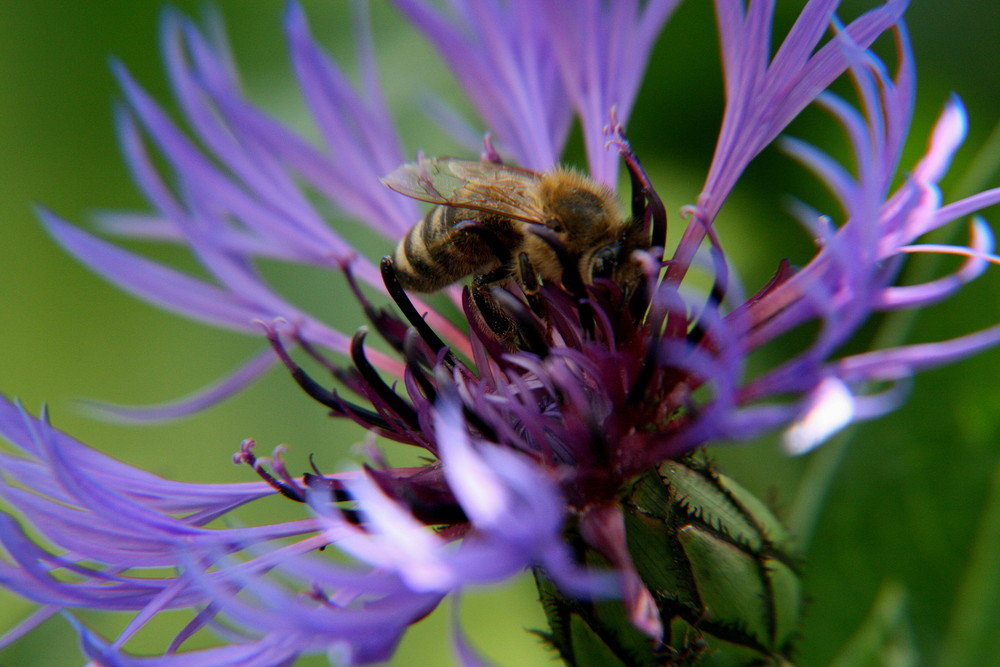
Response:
[[3, 0, 1000, 664]]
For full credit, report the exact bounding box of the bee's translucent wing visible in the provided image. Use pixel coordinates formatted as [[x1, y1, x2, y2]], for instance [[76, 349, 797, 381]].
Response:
[[382, 157, 547, 223]]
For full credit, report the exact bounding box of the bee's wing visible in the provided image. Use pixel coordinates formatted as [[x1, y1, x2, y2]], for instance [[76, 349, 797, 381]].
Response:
[[382, 157, 547, 224]]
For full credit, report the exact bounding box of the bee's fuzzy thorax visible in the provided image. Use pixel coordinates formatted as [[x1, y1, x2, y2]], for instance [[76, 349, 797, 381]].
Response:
[[537, 167, 618, 218]]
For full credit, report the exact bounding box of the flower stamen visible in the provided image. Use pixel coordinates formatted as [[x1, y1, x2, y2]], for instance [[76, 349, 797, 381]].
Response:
[[233, 439, 305, 502], [350, 329, 422, 435]]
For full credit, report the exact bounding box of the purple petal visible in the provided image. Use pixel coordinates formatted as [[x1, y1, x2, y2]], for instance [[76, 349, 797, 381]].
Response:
[[913, 95, 967, 183], [539, 0, 678, 185], [878, 218, 997, 309], [39, 209, 261, 332], [668, 0, 907, 284], [85, 346, 280, 422], [282, 3, 415, 237], [392, 0, 569, 170], [71, 614, 301, 667], [837, 324, 1000, 383]]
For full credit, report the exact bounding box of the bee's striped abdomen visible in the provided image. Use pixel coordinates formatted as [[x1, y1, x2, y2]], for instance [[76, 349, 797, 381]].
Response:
[[393, 206, 502, 292]]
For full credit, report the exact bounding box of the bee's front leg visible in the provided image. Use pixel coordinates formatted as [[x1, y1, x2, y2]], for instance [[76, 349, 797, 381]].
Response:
[[516, 252, 548, 321], [469, 267, 551, 356]]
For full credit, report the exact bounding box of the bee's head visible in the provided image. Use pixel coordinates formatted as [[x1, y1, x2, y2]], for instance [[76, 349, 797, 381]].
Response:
[[583, 216, 651, 286], [588, 242, 622, 282]]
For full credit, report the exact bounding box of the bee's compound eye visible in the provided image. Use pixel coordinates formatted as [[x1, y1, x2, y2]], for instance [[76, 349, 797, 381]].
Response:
[[590, 243, 620, 281]]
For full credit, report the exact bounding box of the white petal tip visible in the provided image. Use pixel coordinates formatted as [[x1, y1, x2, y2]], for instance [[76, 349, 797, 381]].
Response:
[[784, 378, 856, 455]]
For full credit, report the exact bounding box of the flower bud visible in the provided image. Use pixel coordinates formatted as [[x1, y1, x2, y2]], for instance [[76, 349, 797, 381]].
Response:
[[537, 457, 801, 665]]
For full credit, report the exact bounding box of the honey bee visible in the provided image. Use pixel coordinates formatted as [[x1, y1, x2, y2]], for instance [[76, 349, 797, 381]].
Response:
[[382, 157, 649, 296]]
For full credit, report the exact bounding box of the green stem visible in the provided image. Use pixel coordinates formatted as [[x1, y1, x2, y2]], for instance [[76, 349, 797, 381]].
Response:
[[936, 457, 1000, 667], [829, 581, 915, 667], [786, 427, 852, 551]]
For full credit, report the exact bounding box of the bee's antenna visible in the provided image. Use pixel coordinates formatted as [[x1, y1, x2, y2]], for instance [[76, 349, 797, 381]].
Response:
[[527, 226, 586, 301]]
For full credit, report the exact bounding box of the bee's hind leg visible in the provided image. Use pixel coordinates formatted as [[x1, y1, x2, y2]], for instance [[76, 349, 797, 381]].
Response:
[[470, 269, 519, 345]]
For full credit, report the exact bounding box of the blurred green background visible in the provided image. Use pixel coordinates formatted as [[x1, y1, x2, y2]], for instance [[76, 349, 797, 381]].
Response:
[[1, 1, 998, 665]]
